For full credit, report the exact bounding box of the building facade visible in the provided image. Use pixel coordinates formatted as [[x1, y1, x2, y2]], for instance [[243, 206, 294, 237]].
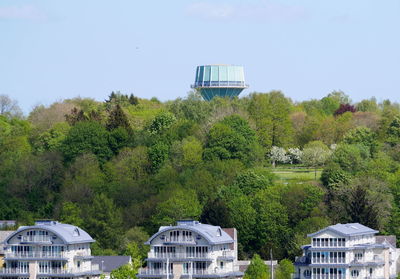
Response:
[[0, 232, 14, 268], [138, 220, 243, 279], [294, 223, 399, 279], [0, 220, 101, 279]]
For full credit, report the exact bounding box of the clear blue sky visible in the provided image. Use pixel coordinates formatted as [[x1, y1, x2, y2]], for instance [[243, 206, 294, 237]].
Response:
[[1, 0, 399, 113]]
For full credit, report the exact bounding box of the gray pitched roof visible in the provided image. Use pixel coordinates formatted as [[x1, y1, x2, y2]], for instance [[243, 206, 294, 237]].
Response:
[[0, 221, 16, 228], [308, 223, 379, 237], [4, 221, 94, 245], [146, 221, 234, 245], [92, 256, 131, 273], [376, 235, 397, 247]]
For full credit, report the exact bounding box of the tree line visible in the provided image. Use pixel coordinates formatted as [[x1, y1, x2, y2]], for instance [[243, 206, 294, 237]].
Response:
[[1, 90, 400, 263]]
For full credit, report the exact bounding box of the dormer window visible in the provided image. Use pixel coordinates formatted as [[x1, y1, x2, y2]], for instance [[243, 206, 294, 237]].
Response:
[[73, 228, 80, 236], [217, 229, 222, 237]]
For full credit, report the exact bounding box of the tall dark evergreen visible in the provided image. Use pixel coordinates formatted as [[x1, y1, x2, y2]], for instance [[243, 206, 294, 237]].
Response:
[[106, 104, 131, 131], [347, 185, 379, 229]]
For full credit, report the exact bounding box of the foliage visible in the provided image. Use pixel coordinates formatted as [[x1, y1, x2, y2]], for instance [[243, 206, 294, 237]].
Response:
[[61, 121, 113, 163], [248, 91, 293, 148], [204, 115, 260, 165], [342, 127, 378, 155], [59, 202, 84, 227], [4, 91, 400, 262], [334, 103, 356, 116], [106, 104, 132, 132], [287, 148, 302, 164], [233, 168, 275, 195], [269, 146, 289, 167], [122, 227, 150, 260], [301, 141, 331, 178], [85, 194, 123, 251], [275, 259, 294, 279], [110, 264, 137, 279], [329, 177, 392, 229], [152, 189, 202, 228], [148, 111, 176, 135], [244, 254, 270, 279], [148, 142, 170, 172], [0, 94, 22, 118]]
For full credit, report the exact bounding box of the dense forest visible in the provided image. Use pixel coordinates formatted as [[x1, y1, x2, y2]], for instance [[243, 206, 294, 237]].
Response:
[[1, 91, 400, 261]]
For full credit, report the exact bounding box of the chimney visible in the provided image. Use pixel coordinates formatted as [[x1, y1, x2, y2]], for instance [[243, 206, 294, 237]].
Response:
[[222, 228, 238, 261]]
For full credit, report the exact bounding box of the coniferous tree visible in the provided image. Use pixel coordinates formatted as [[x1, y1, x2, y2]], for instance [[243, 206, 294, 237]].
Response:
[[129, 94, 139, 105], [106, 104, 131, 131]]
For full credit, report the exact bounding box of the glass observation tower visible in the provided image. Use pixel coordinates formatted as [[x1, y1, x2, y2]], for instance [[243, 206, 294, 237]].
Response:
[[191, 65, 249, 101]]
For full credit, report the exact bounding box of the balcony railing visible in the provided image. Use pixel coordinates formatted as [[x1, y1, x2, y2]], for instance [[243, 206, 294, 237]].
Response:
[[183, 269, 211, 275], [183, 269, 233, 275], [191, 81, 248, 88], [312, 258, 345, 264], [0, 268, 29, 275], [138, 268, 173, 276], [148, 252, 211, 259], [162, 236, 195, 243], [38, 267, 100, 275], [220, 251, 235, 258], [38, 268, 67, 274], [312, 276, 345, 279], [21, 235, 52, 243], [373, 255, 384, 262], [349, 257, 384, 265], [5, 252, 66, 259]]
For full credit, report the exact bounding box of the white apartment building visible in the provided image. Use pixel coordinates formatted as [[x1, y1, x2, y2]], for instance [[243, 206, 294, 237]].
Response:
[[138, 220, 243, 279], [0, 220, 101, 279], [294, 223, 399, 279]]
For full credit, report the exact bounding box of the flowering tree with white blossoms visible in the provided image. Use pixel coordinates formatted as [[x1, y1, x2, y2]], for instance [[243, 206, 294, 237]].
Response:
[[287, 147, 303, 164], [269, 146, 290, 167]]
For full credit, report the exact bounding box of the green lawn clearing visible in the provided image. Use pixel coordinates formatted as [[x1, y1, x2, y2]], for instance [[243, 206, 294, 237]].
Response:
[[271, 166, 322, 182]]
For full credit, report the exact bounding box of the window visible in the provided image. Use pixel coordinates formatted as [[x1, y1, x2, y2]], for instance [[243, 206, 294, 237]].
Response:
[[355, 253, 363, 261], [183, 263, 190, 274], [304, 270, 311, 277], [351, 270, 359, 277], [220, 262, 224, 269]]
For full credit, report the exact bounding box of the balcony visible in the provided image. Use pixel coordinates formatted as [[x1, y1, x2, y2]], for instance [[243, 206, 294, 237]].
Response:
[[74, 251, 93, 260], [38, 267, 101, 276], [147, 252, 212, 260], [161, 236, 196, 244], [5, 252, 67, 259], [311, 276, 345, 279], [0, 268, 29, 276], [181, 269, 243, 278], [349, 257, 384, 266], [183, 269, 210, 275], [20, 235, 52, 243], [218, 251, 235, 260], [138, 268, 173, 277], [312, 258, 345, 264]]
